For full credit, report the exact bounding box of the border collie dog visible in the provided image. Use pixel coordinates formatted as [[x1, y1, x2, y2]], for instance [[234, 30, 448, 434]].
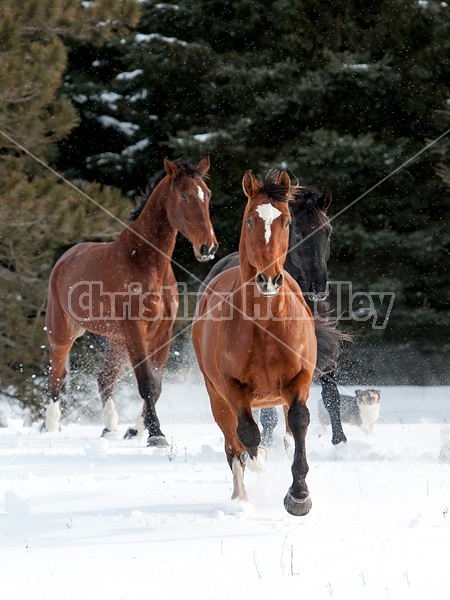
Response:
[[318, 389, 381, 434]]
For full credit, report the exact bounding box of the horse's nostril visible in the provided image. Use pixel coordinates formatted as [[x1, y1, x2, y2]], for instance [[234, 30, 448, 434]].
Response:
[[200, 244, 209, 256], [274, 273, 283, 287], [211, 243, 219, 254], [256, 273, 267, 285]]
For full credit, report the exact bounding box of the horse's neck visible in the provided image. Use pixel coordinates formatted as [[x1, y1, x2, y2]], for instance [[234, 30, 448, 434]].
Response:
[[117, 178, 176, 273], [238, 245, 256, 288], [237, 250, 285, 318]]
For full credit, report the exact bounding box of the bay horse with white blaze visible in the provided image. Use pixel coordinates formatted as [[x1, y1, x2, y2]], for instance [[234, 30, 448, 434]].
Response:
[[199, 185, 349, 446], [45, 156, 217, 446], [192, 169, 317, 515]]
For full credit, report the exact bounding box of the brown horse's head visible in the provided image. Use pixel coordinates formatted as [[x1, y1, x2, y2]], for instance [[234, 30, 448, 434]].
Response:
[[241, 169, 295, 296], [164, 155, 218, 262]]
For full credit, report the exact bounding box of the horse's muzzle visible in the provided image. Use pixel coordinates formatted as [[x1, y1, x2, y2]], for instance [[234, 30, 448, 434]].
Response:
[[307, 282, 329, 302], [255, 272, 283, 296], [308, 291, 329, 302], [195, 243, 218, 262]]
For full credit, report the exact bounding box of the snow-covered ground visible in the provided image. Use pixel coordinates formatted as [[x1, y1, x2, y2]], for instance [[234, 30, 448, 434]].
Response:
[[1, 381, 450, 599]]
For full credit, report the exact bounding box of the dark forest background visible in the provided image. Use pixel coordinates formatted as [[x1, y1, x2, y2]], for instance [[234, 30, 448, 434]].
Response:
[[1, 0, 449, 415]]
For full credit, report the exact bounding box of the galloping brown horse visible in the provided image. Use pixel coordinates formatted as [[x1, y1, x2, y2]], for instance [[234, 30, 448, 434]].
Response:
[[45, 156, 217, 446], [192, 169, 317, 515]]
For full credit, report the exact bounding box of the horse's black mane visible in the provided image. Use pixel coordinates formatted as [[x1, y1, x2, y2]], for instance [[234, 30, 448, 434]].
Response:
[[260, 169, 296, 203], [291, 185, 331, 229], [130, 159, 205, 222]]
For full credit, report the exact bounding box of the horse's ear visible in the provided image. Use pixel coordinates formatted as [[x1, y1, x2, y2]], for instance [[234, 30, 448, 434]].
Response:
[[276, 169, 291, 190], [164, 158, 181, 178], [318, 190, 332, 211], [197, 154, 211, 175], [242, 170, 261, 199]]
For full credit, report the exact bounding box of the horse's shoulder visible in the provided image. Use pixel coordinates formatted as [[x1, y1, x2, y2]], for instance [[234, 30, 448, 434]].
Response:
[[283, 272, 313, 313], [205, 265, 240, 294], [283, 271, 302, 295]]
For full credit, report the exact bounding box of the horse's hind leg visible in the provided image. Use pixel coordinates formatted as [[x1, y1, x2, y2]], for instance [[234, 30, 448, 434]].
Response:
[[320, 371, 347, 445], [45, 298, 81, 431], [260, 407, 278, 446], [45, 342, 73, 431], [98, 343, 127, 436]]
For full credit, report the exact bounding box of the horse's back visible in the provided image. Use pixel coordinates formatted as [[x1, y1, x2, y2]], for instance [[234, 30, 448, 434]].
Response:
[[49, 241, 106, 287]]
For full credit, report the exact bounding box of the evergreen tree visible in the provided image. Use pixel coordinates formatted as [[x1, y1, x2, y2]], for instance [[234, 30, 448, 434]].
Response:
[[0, 0, 140, 413], [58, 0, 449, 349]]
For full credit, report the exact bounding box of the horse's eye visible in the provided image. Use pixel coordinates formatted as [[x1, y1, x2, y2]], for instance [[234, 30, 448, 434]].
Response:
[[181, 195, 189, 203], [246, 219, 253, 228]]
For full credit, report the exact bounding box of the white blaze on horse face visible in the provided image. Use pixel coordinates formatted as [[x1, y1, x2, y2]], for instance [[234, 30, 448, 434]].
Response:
[[197, 185, 205, 202], [256, 203, 282, 244]]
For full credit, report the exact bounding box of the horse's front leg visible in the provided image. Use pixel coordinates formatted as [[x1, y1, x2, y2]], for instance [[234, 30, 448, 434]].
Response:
[[207, 379, 266, 501], [227, 382, 267, 474], [281, 371, 314, 516], [130, 362, 166, 446], [124, 329, 167, 447], [320, 371, 347, 445], [283, 398, 312, 516]]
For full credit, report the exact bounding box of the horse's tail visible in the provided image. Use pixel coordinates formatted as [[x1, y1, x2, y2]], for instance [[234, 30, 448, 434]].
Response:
[[314, 316, 352, 376]]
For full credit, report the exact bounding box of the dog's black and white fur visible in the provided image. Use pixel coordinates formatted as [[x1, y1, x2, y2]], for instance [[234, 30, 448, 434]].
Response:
[[318, 389, 381, 433]]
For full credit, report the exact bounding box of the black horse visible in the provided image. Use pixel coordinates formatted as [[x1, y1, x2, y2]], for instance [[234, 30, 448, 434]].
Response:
[[198, 186, 349, 446]]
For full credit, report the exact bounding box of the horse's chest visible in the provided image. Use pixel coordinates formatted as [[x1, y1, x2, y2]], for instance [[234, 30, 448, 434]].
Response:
[[233, 332, 301, 395]]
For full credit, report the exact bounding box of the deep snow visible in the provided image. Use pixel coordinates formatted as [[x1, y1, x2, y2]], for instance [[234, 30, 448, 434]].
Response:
[[1, 381, 450, 599]]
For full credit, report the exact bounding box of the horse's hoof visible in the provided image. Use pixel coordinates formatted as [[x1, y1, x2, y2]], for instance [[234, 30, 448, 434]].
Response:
[[147, 435, 169, 447], [283, 491, 312, 516], [101, 428, 119, 438], [124, 427, 138, 439]]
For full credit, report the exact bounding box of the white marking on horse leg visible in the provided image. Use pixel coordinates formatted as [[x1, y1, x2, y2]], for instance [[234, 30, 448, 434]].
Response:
[[231, 456, 247, 500], [45, 400, 61, 432], [256, 203, 282, 244], [242, 447, 267, 473], [284, 433, 295, 463], [102, 398, 119, 432], [134, 413, 146, 434], [197, 185, 205, 202]]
